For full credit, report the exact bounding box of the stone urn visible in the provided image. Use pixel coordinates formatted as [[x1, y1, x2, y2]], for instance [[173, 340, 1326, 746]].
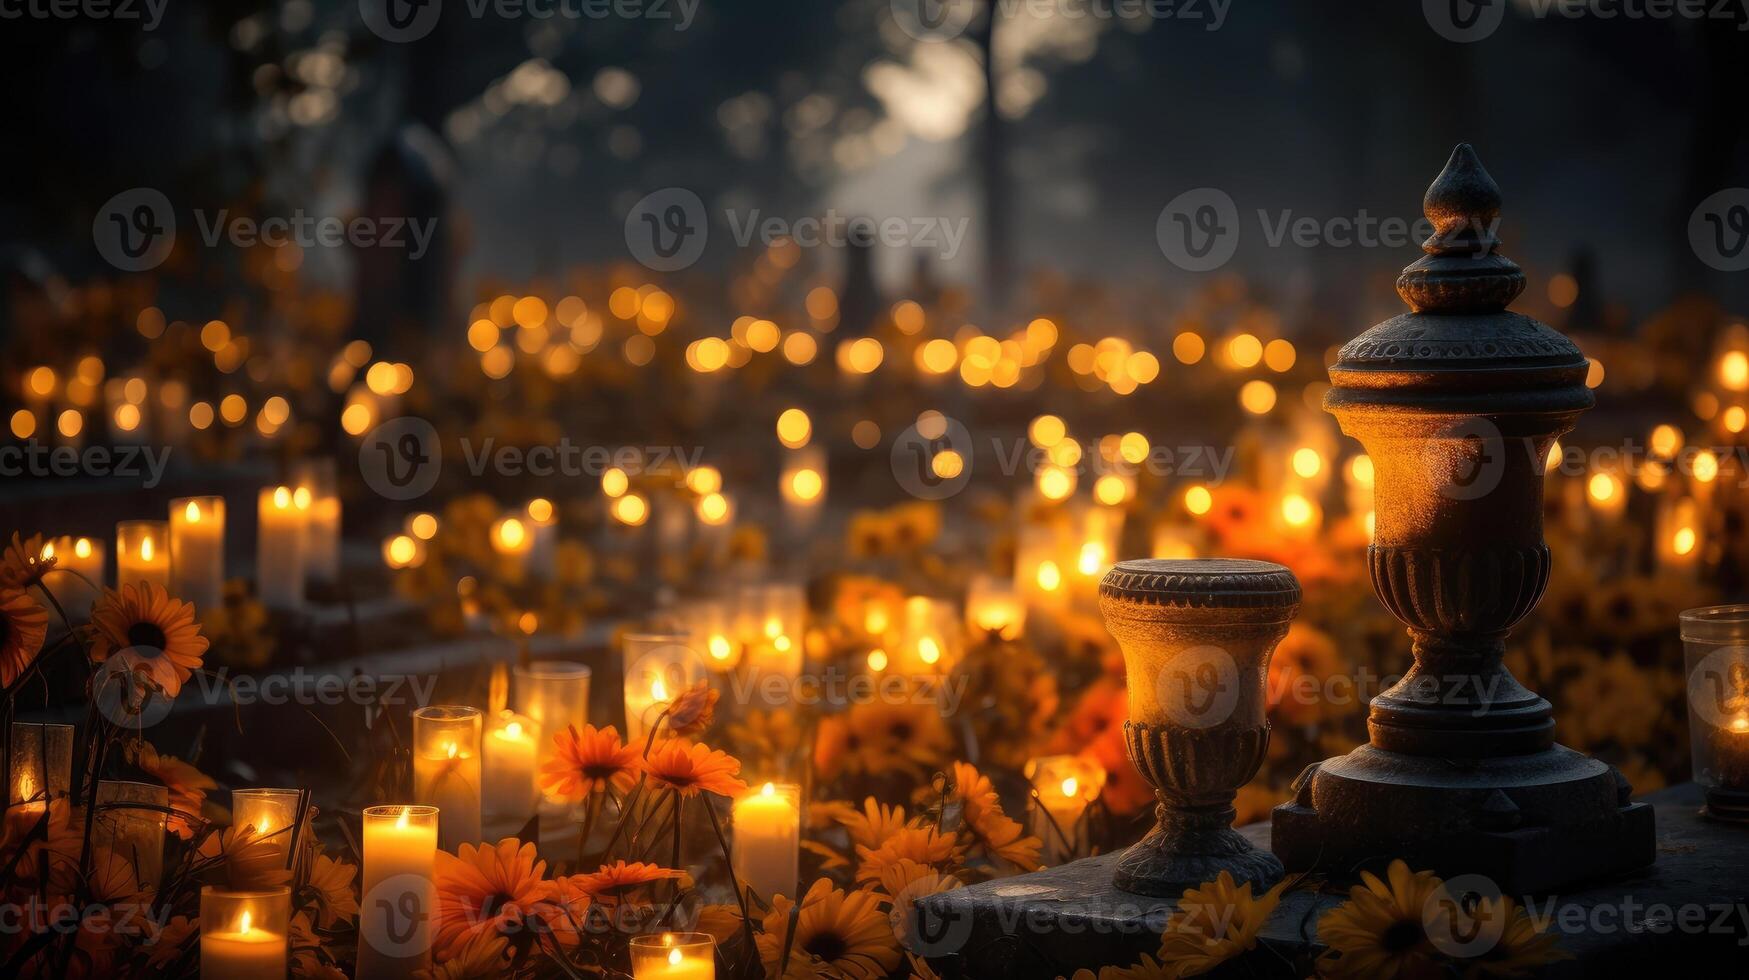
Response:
[[1097, 558, 1301, 896]]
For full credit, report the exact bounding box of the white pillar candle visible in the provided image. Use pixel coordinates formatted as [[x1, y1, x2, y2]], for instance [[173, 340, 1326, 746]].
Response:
[[482, 710, 539, 826], [169, 496, 225, 616], [201, 886, 289, 980], [730, 782, 800, 903], [40, 535, 104, 619], [491, 515, 532, 583], [292, 459, 342, 585], [115, 520, 169, 593], [357, 805, 437, 978], [412, 707, 481, 851], [232, 787, 301, 864], [257, 486, 308, 611]]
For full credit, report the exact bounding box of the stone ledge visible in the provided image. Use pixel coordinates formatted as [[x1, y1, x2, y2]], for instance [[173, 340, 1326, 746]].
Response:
[[917, 785, 1749, 978]]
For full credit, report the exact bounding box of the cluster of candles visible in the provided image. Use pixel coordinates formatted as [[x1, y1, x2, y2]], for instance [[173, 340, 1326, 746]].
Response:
[[36, 462, 341, 619]]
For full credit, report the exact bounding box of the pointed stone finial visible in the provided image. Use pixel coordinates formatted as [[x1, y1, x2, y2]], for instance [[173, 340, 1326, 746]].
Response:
[[1396, 144, 1526, 314]]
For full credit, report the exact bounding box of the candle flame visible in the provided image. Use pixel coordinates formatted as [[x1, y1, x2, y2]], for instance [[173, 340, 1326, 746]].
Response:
[[498, 517, 527, 549], [918, 636, 941, 665], [40, 541, 54, 560], [445, 742, 458, 760], [708, 634, 732, 660], [668, 949, 683, 967], [185, 500, 201, 522], [1077, 542, 1105, 576], [140, 536, 155, 561], [867, 649, 888, 672], [1733, 716, 1749, 734], [652, 677, 669, 701], [273, 486, 292, 509], [865, 607, 890, 634], [1674, 526, 1697, 556], [774, 634, 793, 653], [763, 617, 782, 639], [762, 781, 776, 797], [396, 808, 410, 830], [504, 721, 523, 738], [1037, 560, 1061, 592], [240, 911, 253, 935], [293, 486, 312, 510], [1061, 776, 1078, 798]]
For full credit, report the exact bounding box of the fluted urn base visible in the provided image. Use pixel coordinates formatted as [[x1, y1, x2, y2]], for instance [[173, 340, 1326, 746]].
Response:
[[1271, 743, 1655, 893], [1114, 808, 1284, 897]]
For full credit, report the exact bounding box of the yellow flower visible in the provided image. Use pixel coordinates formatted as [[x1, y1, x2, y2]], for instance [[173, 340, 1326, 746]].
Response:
[[837, 797, 911, 853], [1316, 860, 1446, 979], [641, 739, 751, 799], [0, 532, 53, 588], [758, 878, 903, 980], [949, 762, 1041, 871], [814, 698, 953, 781], [1155, 870, 1286, 977], [1457, 896, 1570, 978], [88, 581, 208, 698], [855, 825, 963, 885], [433, 839, 556, 958], [307, 853, 361, 929], [0, 586, 48, 690], [1069, 955, 1176, 980], [538, 723, 640, 801], [125, 739, 217, 840]]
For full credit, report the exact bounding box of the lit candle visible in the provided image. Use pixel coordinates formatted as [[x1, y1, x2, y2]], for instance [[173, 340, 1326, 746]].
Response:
[[683, 598, 740, 673], [169, 496, 225, 616], [1657, 496, 1702, 577], [491, 514, 532, 583], [512, 661, 591, 807], [232, 788, 302, 864], [482, 710, 539, 829], [779, 446, 826, 532], [200, 886, 290, 979], [745, 584, 805, 701], [8, 722, 74, 816], [257, 486, 308, 611], [899, 596, 959, 674], [629, 932, 715, 980], [413, 706, 481, 851], [292, 459, 342, 585], [1024, 755, 1106, 866], [40, 535, 105, 619], [1015, 523, 1066, 616], [525, 498, 558, 581], [358, 805, 437, 978], [115, 520, 169, 593], [622, 633, 698, 743], [965, 574, 1025, 641], [1586, 470, 1627, 524], [730, 782, 800, 904]]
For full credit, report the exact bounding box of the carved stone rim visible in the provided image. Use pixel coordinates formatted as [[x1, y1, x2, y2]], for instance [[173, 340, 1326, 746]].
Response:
[[1099, 558, 1302, 610]]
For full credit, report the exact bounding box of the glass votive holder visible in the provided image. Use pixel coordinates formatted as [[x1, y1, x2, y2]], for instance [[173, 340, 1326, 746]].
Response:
[[200, 885, 290, 979], [1025, 754, 1108, 865], [513, 661, 591, 803], [965, 573, 1025, 641], [40, 536, 105, 619], [95, 780, 170, 888], [629, 931, 716, 980], [412, 705, 482, 850], [482, 709, 540, 825], [622, 633, 702, 744], [685, 598, 741, 673], [1681, 604, 1749, 823], [8, 722, 74, 815], [232, 788, 302, 862]]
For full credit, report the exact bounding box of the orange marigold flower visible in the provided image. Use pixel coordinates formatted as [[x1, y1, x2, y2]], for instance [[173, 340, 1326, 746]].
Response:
[[0, 532, 53, 589], [560, 860, 683, 904], [641, 739, 749, 799], [88, 582, 208, 698], [665, 680, 720, 737], [0, 587, 48, 690], [125, 739, 217, 840], [433, 839, 557, 959], [855, 825, 963, 885], [950, 761, 1041, 872], [538, 724, 640, 802]]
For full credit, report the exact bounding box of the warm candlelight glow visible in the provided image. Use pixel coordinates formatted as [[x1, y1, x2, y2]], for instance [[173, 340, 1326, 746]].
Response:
[[1037, 560, 1061, 591]]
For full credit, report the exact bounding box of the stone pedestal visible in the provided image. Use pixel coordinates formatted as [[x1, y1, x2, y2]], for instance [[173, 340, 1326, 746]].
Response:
[[1267, 145, 1653, 892]]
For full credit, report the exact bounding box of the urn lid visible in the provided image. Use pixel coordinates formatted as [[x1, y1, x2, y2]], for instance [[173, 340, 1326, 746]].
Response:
[[1325, 144, 1594, 416], [1098, 558, 1301, 612]]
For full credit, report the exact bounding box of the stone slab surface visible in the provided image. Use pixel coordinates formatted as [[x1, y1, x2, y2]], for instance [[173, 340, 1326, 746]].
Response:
[[918, 785, 1749, 978]]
